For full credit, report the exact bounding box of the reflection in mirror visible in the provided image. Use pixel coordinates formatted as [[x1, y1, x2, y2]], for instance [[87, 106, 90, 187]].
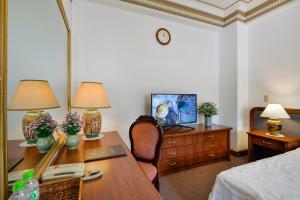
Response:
[[7, 0, 68, 184]]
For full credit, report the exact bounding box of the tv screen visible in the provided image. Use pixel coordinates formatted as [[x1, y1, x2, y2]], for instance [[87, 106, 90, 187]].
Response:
[[151, 94, 197, 125]]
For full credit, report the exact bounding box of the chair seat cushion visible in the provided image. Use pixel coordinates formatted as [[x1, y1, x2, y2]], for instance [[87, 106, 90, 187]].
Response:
[[138, 161, 157, 181]]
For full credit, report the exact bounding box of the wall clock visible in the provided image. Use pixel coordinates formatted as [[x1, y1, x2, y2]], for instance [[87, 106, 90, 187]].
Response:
[[156, 28, 171, 45]]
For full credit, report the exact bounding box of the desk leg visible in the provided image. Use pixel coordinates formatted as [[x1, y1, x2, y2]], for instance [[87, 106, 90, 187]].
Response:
[[248, 135, 253, 162]]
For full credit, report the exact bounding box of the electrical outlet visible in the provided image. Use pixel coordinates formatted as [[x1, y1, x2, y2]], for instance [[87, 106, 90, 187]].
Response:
[[264, 95, 269, 102]]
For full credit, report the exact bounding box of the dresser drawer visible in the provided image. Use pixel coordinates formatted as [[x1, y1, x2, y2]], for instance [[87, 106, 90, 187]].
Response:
[[158, 156, 186, 172], [202, 149, 227, 161], [251, 136, 284, 151], [161, 135, 199, 149], [159, 145, 193, 160], [188, 149, 227, 165], [161, 131, 227, 149], [194, 140, 227, 153], [205, 131, 227, 142], [161, 136, 184, 149]]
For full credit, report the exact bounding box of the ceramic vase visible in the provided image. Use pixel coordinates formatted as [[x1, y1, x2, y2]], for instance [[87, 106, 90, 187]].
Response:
[[205, 117, 212, 127], [66, 134, 79, 150], [36, 136, 52, 153], [82, 110, 101, 138]]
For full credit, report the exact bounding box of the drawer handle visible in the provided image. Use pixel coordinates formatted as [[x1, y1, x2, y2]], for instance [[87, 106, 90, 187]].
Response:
[[262, 140, 271, 145], [208, 144, 215, 148], [168, 140, 177, 144], [208, 135, 215, 138], [169, 161, 177, 166], [168, 151, 177, 155], [208, 154, 215, 157]]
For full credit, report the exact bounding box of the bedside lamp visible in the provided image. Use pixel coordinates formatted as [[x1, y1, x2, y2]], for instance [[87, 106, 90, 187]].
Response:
[[72, 82, 111, 138], [260, 104, 290, 136], [8, 80, 60, 144]]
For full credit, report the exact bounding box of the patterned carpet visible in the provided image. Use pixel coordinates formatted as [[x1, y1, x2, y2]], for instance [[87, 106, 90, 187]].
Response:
[[159, 156, 248, 200]]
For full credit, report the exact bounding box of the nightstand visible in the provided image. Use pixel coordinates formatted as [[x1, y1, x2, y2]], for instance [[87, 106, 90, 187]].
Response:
[[247, 130, 300, 162]]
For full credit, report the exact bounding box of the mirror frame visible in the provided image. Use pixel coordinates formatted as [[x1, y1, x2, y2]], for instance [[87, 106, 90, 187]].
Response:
[[0, 0, 71, 198]]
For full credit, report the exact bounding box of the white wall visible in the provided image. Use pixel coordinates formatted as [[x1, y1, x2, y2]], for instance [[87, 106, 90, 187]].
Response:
[[72, 0, 220, 145], [219, 22, 238, 151], [248, 0, 300, 109], [219, 21, 249, 151], [236, 22, 249, 151], [8, 0, 68, 140]]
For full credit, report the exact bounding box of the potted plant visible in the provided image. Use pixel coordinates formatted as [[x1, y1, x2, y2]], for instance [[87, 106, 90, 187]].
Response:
[[61, 112, 82, 150], [198, 102, 218, 127], [29, 113, 57, 153]]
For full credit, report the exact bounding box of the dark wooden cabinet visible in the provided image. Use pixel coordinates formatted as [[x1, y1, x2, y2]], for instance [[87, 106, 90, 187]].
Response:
[[247, 130, 300, 162], [158, 124, 231, 175]]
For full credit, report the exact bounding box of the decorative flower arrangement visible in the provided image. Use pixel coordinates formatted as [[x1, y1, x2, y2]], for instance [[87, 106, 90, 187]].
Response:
[[29, 112, 57, 138], [61, 112, 82, 135], [198, 102, 218, 117]]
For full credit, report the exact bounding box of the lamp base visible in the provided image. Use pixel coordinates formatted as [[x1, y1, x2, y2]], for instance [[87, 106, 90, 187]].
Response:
[[82, 109, 102, 138], [266, 118, 282, 136], [22, 111, 43, 144]]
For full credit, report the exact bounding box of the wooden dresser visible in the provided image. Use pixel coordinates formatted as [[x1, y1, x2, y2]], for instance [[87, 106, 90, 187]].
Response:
[[158, 124, 231, 175]]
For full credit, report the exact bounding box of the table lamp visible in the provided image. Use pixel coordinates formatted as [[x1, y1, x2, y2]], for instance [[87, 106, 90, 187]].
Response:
[[260, 104, 290, 136], [8, 80, 60, 144], [72, 82, 111, 138]]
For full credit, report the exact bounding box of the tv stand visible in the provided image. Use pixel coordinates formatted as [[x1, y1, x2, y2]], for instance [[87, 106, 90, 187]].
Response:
[[158, 124, 231, 175], [162, 124, 195, 131]]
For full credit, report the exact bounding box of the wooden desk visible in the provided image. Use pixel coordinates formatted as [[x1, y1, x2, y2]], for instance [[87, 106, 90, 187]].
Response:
[[247, 130, 300, 161], [53, 131, 162, 200], [8, 140, 44, 172]]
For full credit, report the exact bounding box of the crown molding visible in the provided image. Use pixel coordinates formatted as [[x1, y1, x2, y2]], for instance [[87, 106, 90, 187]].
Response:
[[121, 0, 292, 27], [197, 0, 254, 10]]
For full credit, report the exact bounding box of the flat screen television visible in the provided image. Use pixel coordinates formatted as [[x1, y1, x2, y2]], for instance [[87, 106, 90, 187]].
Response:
[[151, 94, 197, 126]]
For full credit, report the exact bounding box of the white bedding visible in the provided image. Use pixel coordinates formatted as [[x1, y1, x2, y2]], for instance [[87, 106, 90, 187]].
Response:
[[209, 148, 300, 200]]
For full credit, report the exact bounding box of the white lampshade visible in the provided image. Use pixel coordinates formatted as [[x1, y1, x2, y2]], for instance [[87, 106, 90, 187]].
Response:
[[72, 82, 111, 109], [8, 80, 60, 111], [260, 104, 290, 119]]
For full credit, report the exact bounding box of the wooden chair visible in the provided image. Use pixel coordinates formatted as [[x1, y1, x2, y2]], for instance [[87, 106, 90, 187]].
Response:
[[129, 115, 163, 190]]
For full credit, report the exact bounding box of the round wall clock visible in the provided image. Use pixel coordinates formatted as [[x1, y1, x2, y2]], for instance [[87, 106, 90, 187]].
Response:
[[156, 28, 171, 45]]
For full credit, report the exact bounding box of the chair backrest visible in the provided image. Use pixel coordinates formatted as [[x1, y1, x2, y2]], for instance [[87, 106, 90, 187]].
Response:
[[129, 115, 163, 166]]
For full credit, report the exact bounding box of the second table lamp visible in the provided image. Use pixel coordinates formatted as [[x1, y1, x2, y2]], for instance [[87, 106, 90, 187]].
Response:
[[72, 82, 111, 138]]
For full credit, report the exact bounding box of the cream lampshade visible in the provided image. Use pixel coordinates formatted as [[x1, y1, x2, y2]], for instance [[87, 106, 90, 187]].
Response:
[[72, 82, 111, 138], [8, 80, 60, 144], [260, 104, 290, 136]]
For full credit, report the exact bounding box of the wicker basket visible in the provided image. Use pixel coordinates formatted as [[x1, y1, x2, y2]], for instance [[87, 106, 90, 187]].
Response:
[[40, 177, 82, 200]]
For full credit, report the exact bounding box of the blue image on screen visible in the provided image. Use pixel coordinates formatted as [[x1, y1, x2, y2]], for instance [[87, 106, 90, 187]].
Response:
[[151, 94, 197, 125]]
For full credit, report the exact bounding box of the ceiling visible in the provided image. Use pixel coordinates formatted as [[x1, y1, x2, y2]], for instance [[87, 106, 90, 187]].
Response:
[[197, 0, 253, 10]]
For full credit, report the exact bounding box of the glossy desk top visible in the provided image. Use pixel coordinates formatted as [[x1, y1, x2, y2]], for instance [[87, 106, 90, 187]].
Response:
[[53, 131, 162, 200], [8, 140, 44, 172]]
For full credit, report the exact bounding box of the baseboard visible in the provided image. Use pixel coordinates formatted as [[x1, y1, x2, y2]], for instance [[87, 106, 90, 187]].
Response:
[[230, 150, 248, 157]]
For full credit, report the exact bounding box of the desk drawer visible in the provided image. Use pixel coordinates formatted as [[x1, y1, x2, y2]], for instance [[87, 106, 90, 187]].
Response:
[[251, 136, 284, 151]]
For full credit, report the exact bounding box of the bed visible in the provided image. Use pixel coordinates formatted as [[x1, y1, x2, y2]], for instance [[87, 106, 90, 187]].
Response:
[[209, 107, 300, 200]]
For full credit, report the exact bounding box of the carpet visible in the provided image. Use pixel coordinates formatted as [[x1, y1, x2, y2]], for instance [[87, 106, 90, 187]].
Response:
[[159, 156, 248, 200]]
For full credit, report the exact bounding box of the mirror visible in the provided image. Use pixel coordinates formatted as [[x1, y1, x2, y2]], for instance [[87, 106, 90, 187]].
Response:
[[6, 0, 70, 185]]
